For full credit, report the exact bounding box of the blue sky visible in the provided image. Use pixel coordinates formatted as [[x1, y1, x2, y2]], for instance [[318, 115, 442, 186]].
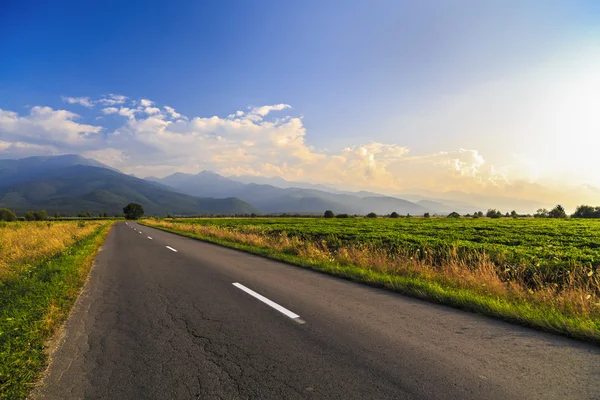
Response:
[[2, 1, 600, 205]]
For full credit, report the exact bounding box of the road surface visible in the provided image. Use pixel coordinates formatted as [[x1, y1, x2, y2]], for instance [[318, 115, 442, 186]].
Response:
[[33, 222, 600, 399]]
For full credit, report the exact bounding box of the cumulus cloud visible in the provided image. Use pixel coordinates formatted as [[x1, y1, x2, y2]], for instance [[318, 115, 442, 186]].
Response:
[[62, 96, 94, 108], [0, 106, 102, 148], [3, 95, 592, 207]]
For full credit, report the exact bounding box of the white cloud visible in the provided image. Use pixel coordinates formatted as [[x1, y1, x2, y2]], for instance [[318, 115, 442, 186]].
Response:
[[144, 107, 161, 115], [0, 106, 102, 148], [3, 95, 599, 209], [164, 106, 181, 119], [62, 96, 94, 108], [140, 99, 154, 107], [97, 94, 128, 105], [102, 107, 119, 114]]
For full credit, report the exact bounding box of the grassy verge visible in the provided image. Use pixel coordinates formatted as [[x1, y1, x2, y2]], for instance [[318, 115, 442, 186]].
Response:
[[0, 222, 113, 399], [141, 220, 600, 344]]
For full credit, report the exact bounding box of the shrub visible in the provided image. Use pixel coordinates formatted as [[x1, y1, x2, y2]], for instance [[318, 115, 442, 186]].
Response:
[[336, 213, 350, 218], [423, 212, 430, 218], [447, 212, 461, 218], [366, 212, 377, 218], [390, 212, 400, 218], [0, 208, 17, 221], [24, 211, 36, 221], [324, 210, 334, 218]]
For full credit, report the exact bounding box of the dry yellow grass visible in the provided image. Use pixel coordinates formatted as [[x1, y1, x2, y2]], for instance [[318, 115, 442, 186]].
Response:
[[144, 219, 600, 322], [0, 221, 107, 281]]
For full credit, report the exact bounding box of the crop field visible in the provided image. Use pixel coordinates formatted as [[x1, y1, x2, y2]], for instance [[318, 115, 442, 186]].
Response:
[[143, 217, 600, 341], [0, 220, 113, 398]]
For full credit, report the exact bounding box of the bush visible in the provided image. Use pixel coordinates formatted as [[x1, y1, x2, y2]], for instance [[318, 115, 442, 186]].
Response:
[[390, 212, 400, 218], [423, 212, 430, 218], [0, 208, 17, 221], [324, 210, 334, 218], [447, 212, 461, 218], [24, 211, 36, 221], [336, 213, 350, 218], [366, 212, 377, 218]]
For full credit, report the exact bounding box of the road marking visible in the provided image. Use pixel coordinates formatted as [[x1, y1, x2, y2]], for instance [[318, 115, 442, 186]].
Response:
[[232, 282, 305, 324], [166, 246, 178, 252], [148, 236, 153, 240]]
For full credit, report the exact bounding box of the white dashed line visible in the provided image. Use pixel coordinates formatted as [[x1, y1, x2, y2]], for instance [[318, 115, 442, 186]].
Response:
[[166, 246, 178, 252], [232, 282, 305, 324], [147, 236, 153, 240]]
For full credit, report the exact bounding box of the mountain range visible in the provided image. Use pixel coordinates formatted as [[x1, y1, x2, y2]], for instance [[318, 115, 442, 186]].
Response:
[[0, 155, 258, 216], [145, 171, 430, 215], [0, 154, 546, 216]]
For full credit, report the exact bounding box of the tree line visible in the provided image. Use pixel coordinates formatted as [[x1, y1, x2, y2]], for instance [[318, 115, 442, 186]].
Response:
[[0, 203, 145, 221]]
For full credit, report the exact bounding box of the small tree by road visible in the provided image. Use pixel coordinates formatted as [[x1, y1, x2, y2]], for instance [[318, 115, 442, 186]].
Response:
[[123, 203, 144, 220]]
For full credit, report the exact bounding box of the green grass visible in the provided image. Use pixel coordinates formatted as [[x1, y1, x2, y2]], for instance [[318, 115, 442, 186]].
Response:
[[141, 218, 600, 343], [0, 222, 112, 399]]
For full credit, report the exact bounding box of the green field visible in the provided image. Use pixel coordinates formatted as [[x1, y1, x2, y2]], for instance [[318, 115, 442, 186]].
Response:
[[160, 218, 600, 279], [143, 217, 600, 342]]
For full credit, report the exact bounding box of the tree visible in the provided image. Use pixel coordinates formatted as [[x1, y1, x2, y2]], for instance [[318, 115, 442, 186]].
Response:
[[24, 211, 36, 221], [34, 210, 48, 221], [366, 212, 377, 218], [390, 211, 400, 218], [0, 208, 17, 221], [54, 211, 61, 218], [447, 212, 460, 218], [486, 209, 502, 219], [534, 208, 549, 218], [548, 204, 567, 218], [423, 212, 430, 218], [572, 205, 600, 218], [324, 210, 334, 218], [510, 210, 518, 218], [336, 213, 349, 218], [123, 203, 144, 220]]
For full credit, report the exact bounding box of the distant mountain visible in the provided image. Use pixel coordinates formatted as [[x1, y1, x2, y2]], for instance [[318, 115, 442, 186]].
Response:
[[0, 154, 116, 189], [148, 171, 428, 215], [230, 174, 340, 192], [397, 189, 547, 214], [0, 156, 258, 216]]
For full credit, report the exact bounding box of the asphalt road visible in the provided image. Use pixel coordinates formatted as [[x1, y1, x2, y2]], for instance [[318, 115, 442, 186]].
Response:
[[33, 222, 600, 399]]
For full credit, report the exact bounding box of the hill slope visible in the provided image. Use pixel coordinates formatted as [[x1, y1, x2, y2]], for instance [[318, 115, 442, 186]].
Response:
[[0, 164, 258, 216]]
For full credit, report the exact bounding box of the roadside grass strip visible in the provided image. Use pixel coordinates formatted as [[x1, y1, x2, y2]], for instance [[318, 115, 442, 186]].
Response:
[[0, 222, 113, 399]]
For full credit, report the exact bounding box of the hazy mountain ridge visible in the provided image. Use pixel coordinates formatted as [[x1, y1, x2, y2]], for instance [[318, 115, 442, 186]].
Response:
[[0, 156, 258, 215], [149, 171, 430, 215]]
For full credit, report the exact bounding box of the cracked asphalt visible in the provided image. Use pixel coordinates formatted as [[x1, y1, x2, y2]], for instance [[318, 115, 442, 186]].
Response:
[[33, 222, 600, 399]]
